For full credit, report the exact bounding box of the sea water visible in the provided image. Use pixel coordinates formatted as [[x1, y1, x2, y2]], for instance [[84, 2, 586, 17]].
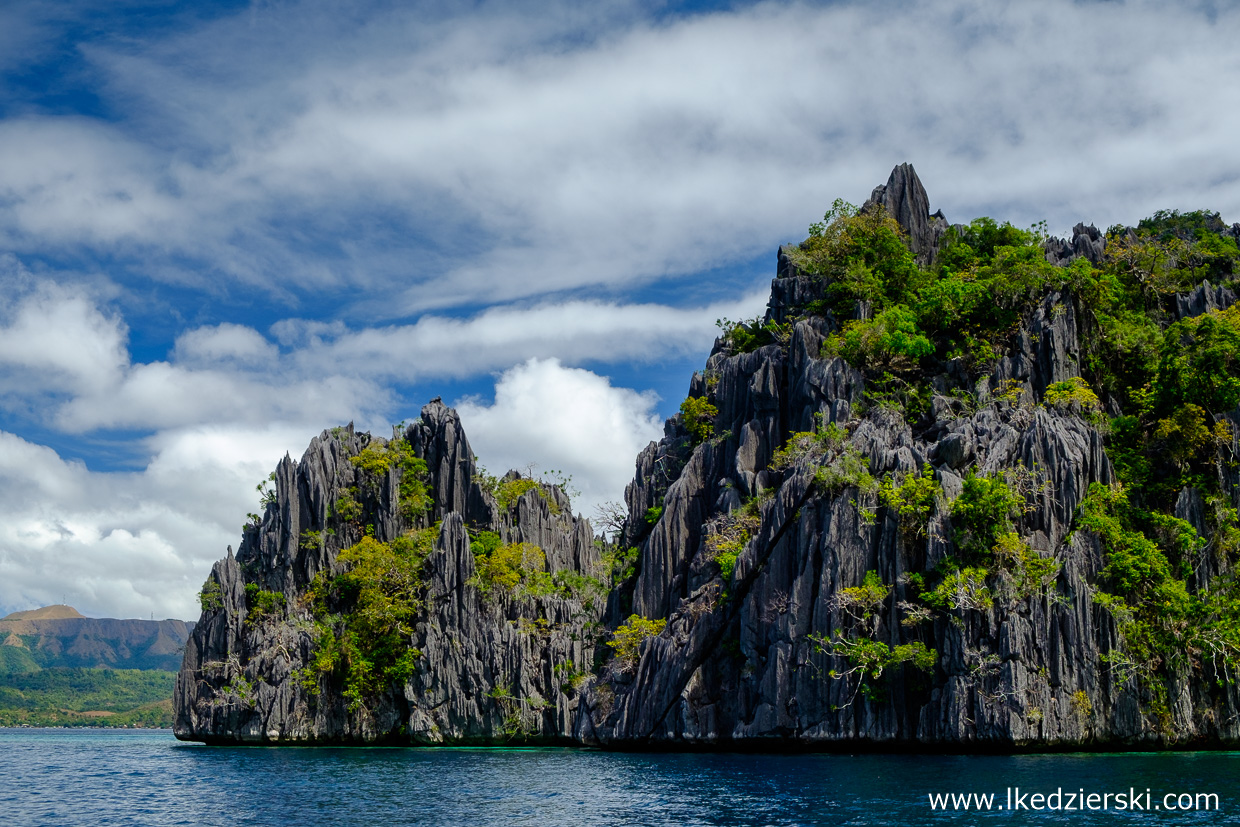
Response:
[[1, 728, 1238, 825]]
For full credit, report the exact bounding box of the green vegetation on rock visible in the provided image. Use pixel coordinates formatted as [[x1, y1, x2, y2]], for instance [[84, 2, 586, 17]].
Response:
[[607, 615, 666, 668], [679, 395, 718, 445], [785, 189, 1240, 724], [474, 467, 570, 515], [304, 527, 437, 712]]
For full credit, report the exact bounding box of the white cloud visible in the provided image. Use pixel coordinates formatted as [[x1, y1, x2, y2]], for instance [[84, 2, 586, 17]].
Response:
[[0, 117, 183, 245], [0, 277, 746, 617], [0, 1, 1236, 307], [0, 357, 673, 618], [0, 424, 314, 620], [173, 322, 280, 368], [295, 292, 768, 382], [456, 358, 664, 521], [0, 280, 127, 397], [0, 274, 764, 433], [54, 363, 389, 433]]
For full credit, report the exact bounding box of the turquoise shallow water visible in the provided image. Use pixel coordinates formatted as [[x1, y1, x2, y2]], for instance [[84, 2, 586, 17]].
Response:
[[2, 728, 1239, 826]]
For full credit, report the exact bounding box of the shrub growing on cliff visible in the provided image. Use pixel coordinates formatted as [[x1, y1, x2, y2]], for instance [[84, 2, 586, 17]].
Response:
[[393, 440, 433, 520], [796, 201, 1074, 370], [1043, 376, 1100, 412], [199, 579, 223, 612], [1077, 484, 1184, 598], [704, 510, 761, 584], [257, 472, 277, 508], [716, 316, 789, 353], [922, 568, 993, 613], [472, 540, 546, 593], [823, 305, 934, 374], [950, 471, 1024, 565], [1151, 403, 1232, 473], [769, 416, 846, 471], [792, 200, 920, 315], [810, 569, 936, 705], [1154, 305, 1240, 416], [820, 637, 937, 701], [243, 584, 285, 625], [679, 395, 717, 445], [878, 464, 941, 539], [350, 445, 394, 479], [1070, 482, 1240, 722], [348, 438, 432, 521], [602, 544, 640, 582], [332, 487, 363, 524], [474, 466, 567, 515], [607, 614, 666, 669], [303, 526, 437, 711], [992, 532, 1060, 602], [832, 570, 889, 635], [812, 445, 877, 495]]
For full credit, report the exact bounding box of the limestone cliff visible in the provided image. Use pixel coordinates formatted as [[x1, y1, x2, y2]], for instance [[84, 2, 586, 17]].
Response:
[[576, 165, 1240, 749], [175, 400, 604, 744], [179, 165, 1240, 750]]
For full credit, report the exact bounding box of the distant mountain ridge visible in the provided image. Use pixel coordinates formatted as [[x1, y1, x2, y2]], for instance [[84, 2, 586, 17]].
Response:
[[0, 606, 194, 673]]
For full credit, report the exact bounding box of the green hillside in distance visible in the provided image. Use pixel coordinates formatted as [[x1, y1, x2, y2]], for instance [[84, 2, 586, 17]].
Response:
[[0, 668, 176, 728], [0, 606, 192, 728]]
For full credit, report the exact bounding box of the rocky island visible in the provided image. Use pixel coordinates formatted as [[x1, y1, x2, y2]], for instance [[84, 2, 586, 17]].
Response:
[[176, 165, 1240, 750]]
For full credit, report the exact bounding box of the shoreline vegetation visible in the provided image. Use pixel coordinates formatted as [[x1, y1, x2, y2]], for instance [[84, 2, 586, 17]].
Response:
[[0, 668, 176, 728]]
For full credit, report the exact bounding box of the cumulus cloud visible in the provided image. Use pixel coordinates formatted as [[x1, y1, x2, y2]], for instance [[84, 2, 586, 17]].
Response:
[[0, 350, 678, 619], [173, 323, 280, 368], [0, 280, 128, 398], [456, 358, 664, 521], [0, 275, 762, 433], [0, 278, 726, 617], [0, 424, 317, 620]]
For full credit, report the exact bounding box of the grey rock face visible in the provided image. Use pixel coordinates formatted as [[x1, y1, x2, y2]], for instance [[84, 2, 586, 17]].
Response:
[[864, 163, 947, 265], [576, 166, 1240, 750], [1175, 280, 1237, 320], [1045, 223, 1107, 267], [180, 164, 1240, 752], [175, 401, 603, 744]]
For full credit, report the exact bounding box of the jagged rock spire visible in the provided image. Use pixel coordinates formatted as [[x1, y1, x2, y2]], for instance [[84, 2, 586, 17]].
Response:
[[863, 162, 946, 264]]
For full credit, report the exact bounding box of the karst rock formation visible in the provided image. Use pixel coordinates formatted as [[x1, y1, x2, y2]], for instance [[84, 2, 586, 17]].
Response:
[[178, 165, 1240, 750]]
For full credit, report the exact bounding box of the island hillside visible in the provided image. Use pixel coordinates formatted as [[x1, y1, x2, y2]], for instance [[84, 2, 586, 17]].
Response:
[[176, 164, 1240, 749], [1, 607, 193, 726]]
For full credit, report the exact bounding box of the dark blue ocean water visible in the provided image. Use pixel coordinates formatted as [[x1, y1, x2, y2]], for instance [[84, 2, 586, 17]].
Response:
[[2, 728, 1239, 826]]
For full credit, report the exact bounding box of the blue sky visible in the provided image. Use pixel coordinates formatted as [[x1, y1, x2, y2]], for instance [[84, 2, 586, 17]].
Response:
[[1, 0, 1238, 620]]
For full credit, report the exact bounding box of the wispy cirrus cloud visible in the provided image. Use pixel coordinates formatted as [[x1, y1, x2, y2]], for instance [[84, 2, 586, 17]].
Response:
[[1, 1, 1236, 312]]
